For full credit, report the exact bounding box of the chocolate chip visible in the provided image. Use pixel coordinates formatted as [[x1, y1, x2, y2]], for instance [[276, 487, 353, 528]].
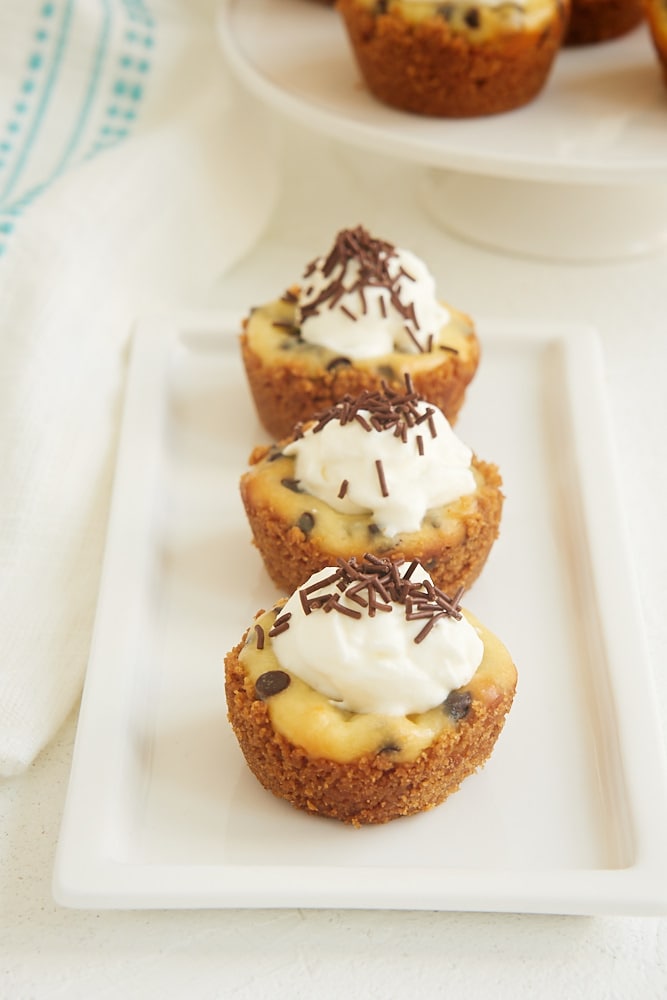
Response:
[[297, 512, 315, 533], [278, 332, 303, 350], [326, 356, 352, 371], [464, 7, 480, 27], [281, 477, 304, 493], [444, 690, 472, 720], [255, 670, 291, 700]]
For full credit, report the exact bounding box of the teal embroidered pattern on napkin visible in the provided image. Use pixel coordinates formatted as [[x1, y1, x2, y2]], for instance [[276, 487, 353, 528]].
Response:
[[0, 0, 154, 257]]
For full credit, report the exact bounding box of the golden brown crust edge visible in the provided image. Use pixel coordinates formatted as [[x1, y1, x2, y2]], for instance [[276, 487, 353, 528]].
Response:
[[644, 0, 667, 83], [565, 0, 643, 44], [224, 637, 516, 826], [240, 329, 480, 441], [336, 0, 570, 118], [240, 456, 504, 596]]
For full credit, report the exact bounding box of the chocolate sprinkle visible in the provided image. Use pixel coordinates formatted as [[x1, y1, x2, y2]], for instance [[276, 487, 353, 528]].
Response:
[[273, 382, 429, 542], [268, 611, 292, 638], [297, 377, 439, 453], [299, 226, 433, 352], [254, 624, 265, 650], [375, 459, 389, 498], [280, 554, 464, 643]]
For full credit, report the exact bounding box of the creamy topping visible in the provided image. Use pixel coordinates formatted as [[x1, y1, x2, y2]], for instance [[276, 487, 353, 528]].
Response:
[[296, 226, 450, 358], [283, 382, 476, 537], [270, 556, 484, 716]]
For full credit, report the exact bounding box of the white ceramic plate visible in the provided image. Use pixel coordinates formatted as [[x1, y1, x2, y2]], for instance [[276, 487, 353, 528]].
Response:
[[217, 0, 667, 185], [53, 310, 667, 913]]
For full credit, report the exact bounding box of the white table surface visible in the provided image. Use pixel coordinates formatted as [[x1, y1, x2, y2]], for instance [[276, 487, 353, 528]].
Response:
[[2, 118, 667, 998]]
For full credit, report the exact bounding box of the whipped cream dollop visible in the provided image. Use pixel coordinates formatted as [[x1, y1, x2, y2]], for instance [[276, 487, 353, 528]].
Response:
[[296, 226, 450, 358], [283, 388, 476, 537], [270, 559, 483, 716]]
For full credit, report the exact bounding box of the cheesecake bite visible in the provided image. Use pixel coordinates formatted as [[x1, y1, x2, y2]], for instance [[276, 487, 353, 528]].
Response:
[[336, 0, 570, 118], [240, 225, 480, 440], [225, 554, 517, 825], [240, 378, 503, 596]]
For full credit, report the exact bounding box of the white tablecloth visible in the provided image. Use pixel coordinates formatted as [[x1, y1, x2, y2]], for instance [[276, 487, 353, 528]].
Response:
[[0, 0, 277, 776]]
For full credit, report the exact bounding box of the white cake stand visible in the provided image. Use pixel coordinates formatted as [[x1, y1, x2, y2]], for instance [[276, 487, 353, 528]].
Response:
[[217, 0, 667, 261]]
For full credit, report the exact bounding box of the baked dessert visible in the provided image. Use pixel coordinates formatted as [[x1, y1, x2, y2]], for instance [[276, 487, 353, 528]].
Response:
[[225, 554, 517, 825], [565, 0, 642, 43], [336, 0, 570, 118], [240, 378, 503, 595], [240, 225, 480, 440], [644, 0, 667, 83]]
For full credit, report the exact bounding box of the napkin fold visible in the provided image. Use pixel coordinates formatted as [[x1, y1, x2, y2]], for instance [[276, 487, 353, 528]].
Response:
[[0, 0, 279, 776]]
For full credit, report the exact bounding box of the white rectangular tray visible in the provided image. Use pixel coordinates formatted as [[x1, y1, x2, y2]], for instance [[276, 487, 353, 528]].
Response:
[[53, 311, 667, 913]]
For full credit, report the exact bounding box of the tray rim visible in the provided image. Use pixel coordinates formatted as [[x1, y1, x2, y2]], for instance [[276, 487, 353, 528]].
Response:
[[52, 309, 667, 914]]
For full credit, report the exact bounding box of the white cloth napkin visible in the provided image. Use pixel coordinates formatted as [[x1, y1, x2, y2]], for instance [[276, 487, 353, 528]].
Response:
[[0, 0, 279, 776]]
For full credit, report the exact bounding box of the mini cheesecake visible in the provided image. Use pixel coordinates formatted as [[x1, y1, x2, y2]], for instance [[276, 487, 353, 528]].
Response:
[[240, 226, 480, 440], [225, 555, 517, 825], [240, 381, 503, 595], [336, 0, 570, 118]]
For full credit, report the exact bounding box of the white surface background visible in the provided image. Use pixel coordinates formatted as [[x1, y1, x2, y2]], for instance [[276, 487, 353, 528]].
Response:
[[2, 118, 667, 996]]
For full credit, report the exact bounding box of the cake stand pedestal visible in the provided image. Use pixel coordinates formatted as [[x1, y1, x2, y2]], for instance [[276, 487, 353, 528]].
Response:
[[421, 171, 667, 262]]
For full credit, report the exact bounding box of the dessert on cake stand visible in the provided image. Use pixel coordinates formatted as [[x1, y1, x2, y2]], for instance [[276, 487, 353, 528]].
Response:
[[218, 0, 667, 262]]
